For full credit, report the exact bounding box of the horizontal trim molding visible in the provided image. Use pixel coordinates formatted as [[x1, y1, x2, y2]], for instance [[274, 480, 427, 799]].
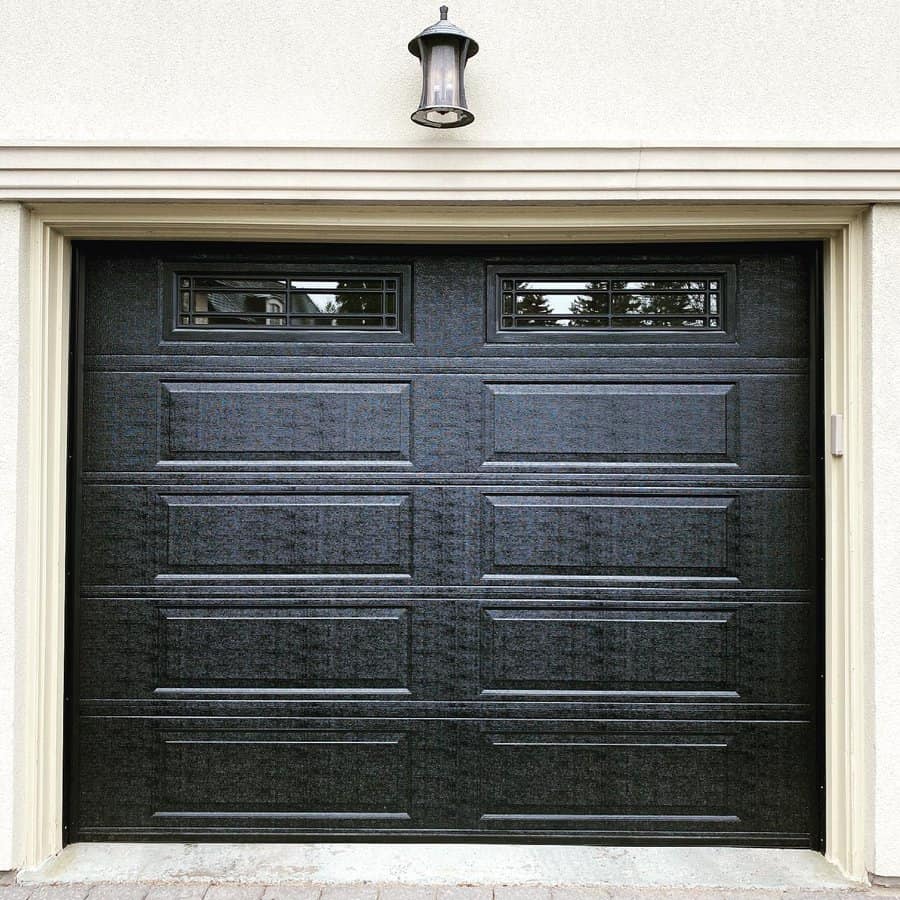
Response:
[[3, 145, 900, 201], [26, 202, 867, 244]]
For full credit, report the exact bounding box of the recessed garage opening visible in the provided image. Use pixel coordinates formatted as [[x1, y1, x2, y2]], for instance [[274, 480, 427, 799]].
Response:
[[65, 241, 823, 847]]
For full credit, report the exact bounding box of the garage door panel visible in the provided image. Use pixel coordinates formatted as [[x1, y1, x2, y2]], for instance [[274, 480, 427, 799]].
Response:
[[484, 381, 737, 465], [484, 493, 735, 579], [77, 597, 454, 701], [470, 601, 812, 704], [162, 380, 411, 462], [470, 720, 814, 838], [73, 718, 457, 834], [80, 246, 810, 362], [83, 373, 413, 472], [162, 492, 411, 575], [482, 376, 809, 475], [77, 596, 810, 706], [81, 371, 808, 477], [157, 728, 413, 824], [72, 716, 813, 841], [81, 485, 484, 589], [481, 489, 809, 588], [158, 607, 412, 695], [81, 486, 416, 585]]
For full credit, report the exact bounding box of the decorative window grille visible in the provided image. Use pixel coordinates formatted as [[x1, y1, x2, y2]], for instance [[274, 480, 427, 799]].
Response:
[[497, 276, 724, 332], [176, 275, 401, 331]]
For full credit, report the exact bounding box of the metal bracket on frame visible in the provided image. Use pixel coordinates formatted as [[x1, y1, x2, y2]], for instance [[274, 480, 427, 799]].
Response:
[[831, 413, 845, 457]]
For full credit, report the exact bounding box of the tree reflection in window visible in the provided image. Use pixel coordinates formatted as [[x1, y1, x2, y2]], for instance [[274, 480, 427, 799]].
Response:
[[499, 276, 722, 331], [178, 275, 400, 331]]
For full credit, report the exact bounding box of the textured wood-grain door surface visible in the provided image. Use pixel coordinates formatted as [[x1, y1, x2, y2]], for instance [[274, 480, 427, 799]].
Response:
[[67, 241, 822, 845]]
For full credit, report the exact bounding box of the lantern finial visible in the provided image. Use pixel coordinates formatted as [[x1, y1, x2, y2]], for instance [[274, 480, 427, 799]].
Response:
[[440, 6, 448, 19]]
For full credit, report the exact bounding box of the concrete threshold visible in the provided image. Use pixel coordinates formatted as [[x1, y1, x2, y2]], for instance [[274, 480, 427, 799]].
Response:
[[19, 844, 858, 890]]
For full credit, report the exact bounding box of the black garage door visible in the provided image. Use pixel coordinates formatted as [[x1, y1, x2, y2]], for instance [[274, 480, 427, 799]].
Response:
[[67, 241, 822, 846]]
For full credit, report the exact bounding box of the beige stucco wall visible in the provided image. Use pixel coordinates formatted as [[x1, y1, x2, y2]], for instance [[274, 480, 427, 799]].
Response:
[[0, 203, 27, 870], [2, 0, 900, 147], [865, 206, 900, 876]]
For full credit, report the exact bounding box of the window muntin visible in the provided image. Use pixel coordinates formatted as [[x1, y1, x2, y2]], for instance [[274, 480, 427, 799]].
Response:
[[497, 276, 724, 332], [177, 275, 401, 331]]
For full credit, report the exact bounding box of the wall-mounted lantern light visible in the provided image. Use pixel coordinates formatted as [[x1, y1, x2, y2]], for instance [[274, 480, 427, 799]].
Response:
[[408, 6, 478, 128]]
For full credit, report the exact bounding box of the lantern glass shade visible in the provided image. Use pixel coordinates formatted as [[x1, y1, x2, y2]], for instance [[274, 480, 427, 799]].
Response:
[[409, 7, 478, 128]]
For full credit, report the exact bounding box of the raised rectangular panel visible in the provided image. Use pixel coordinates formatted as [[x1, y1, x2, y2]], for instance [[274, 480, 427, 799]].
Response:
[[157, 729, 411, 823], [484, 494, 736, 579], [480, 608, 736, 695], [160, 493, 411, 578], [76, 597, 436, 700], [158, 607, 410, 694], [473, 721, 816, 837], [479, 731, 734, 825], [73, 717, 458, 833], [162, 380, 411, 463], [471, 601, 812, 703], [484, 382, 736, 464]]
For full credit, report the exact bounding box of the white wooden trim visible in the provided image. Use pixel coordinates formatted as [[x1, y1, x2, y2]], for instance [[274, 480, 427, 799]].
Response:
[[19, 201, 869, 880], [2, 146, 900, 200], [28, 201, 868, 241], [821, 215, 869, 878], [23, 215, 69, 867]]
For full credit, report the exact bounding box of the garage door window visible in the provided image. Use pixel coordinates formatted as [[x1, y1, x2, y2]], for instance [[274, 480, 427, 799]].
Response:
[[167, 265, 411, 342], [487, 265, 734, 342], [179, 275, 400, 330]]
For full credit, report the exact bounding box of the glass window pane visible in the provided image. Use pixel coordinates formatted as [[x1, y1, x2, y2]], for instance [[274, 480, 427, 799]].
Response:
[[291, 316, 386, 328], [196, 291, 286, 316], [611, 317, 706, 328], [499, 273, 723, 334], [611, 292, 706, 315], [195, 314, 286, 324], [611, 279, 707, 291], [290, 279, 384, 291], [291, 292, 384, 314], [517, 281, 609, 291], [516, 316, 610, 328], [178, 272, 402, 334], [515, 293, 609, 315], [193, 277, 287, 290]]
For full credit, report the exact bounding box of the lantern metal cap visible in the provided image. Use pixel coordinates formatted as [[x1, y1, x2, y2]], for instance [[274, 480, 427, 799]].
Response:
[[408, 5, 479, 58]]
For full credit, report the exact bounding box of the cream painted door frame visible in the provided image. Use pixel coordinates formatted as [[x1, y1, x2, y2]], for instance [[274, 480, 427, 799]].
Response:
[[20, 202, 869, 878]]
